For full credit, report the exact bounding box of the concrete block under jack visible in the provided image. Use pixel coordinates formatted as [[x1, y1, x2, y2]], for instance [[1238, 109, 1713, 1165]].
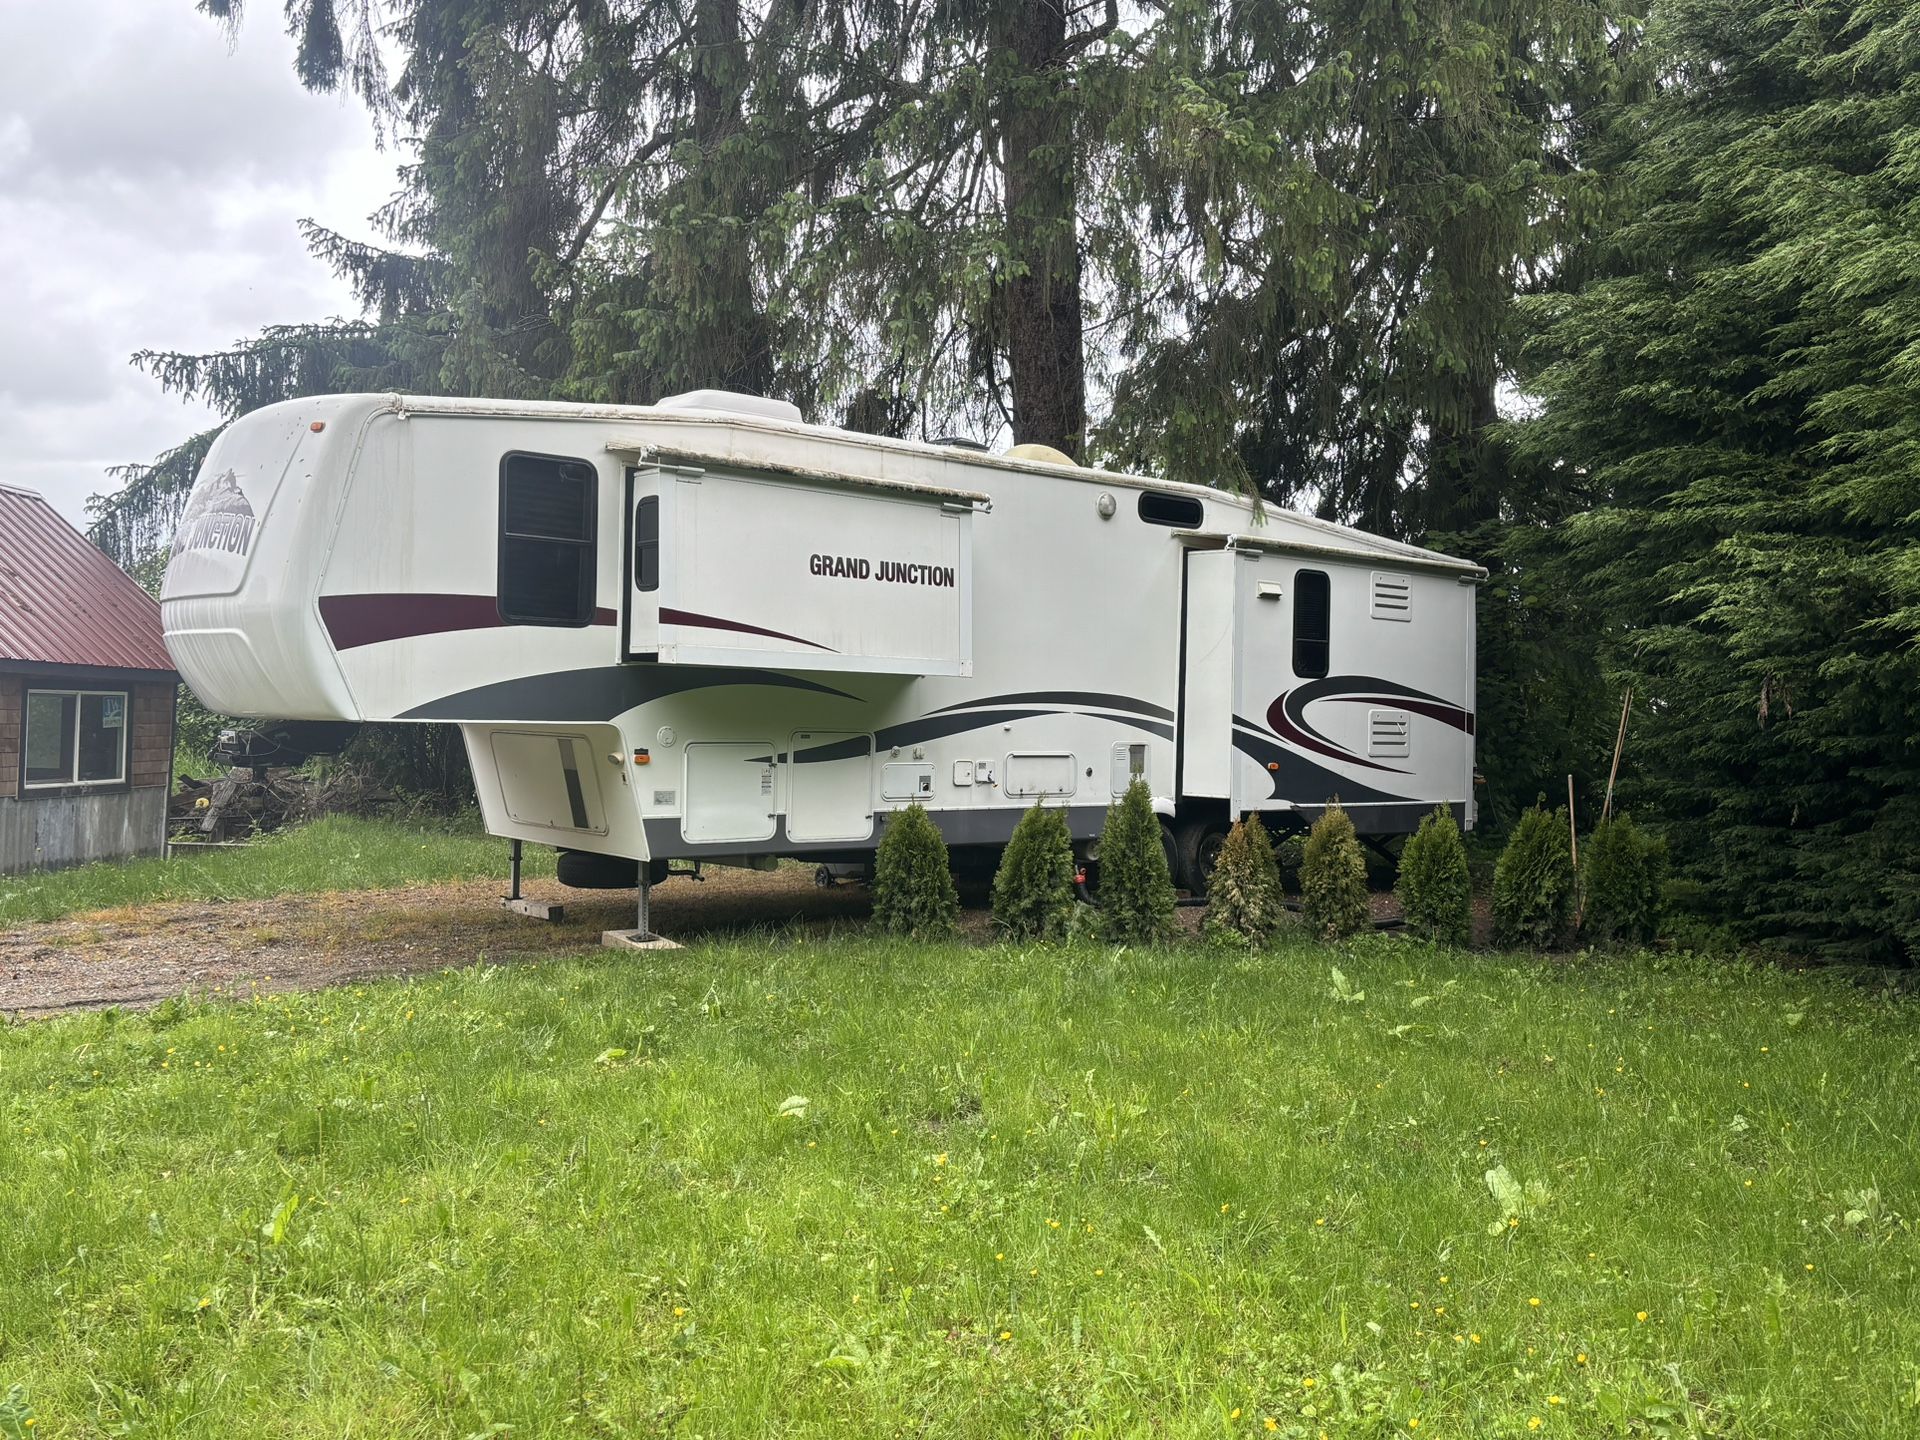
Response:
[[502, 897, 566, 922], [602, 929, 684, 951]]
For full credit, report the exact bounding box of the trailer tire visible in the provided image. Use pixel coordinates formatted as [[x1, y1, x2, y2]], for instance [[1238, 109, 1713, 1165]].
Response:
[[1173, 816, 1229, 896]]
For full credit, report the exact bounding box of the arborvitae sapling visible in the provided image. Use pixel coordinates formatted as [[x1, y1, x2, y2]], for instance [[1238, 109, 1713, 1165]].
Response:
[[1301, 801, 1371, 941], [871, 802, 959, 938]]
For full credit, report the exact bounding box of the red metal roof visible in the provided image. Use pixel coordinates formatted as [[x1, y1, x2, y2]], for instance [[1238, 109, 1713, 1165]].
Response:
[[0, 484, 175, 673]]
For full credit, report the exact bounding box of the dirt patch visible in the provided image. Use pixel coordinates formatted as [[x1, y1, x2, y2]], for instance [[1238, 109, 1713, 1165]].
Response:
[[1, 867, 870, 1020], [3, 864, 1413, 1020]]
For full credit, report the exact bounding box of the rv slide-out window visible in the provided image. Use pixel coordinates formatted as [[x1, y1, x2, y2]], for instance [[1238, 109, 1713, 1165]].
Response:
[[498, 453, 597, 626], [634, 495, 659, 592], [1292, 569, 1331, 679], [1137, 491, 1204, 528]]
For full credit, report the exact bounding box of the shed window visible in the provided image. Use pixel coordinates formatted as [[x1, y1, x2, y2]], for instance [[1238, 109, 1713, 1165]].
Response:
[[24, 689, 127, 789], [499, 453, 598, 625], [1137, 491, 1204, 528], [634, 495, 660, 592], [1292, 569, 1331, 679]]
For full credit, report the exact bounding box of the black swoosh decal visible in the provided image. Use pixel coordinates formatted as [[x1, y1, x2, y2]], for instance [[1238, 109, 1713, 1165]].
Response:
[[923, 691, 1176, 721], [1231, 727, 1407, 806], [399, 665, 862, 721]]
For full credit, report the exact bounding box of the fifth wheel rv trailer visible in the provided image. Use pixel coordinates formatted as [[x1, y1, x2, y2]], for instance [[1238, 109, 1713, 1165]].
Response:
[[160, 391, 1483, 895]]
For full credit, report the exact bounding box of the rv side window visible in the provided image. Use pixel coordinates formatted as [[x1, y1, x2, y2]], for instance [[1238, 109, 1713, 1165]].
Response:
[[1137, 491, 1204, 528], [1292, 569, 1331, 678], [498, 453, 597, 626], [634, 496, 659, 592]]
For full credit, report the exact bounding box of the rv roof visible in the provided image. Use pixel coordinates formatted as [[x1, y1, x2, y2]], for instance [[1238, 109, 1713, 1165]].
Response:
[[362, 392, 1481, 575]]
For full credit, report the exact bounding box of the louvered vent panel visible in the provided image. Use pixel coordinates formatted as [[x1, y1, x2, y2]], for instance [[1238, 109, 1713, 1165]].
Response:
[[1370, 571, 1413, 621], [1368, 708, 1411, 759]]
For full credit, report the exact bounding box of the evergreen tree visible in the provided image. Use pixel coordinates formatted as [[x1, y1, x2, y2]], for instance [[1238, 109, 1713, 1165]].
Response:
[[872, 804, 959, 938], [1516, 0, 1920, 960], [1580, 814, 1667, 947], [1202, 815, 1285, 946], [1097, 780, 1176, 945], [1301, 802, 1370, 941], [1396, 807, 1472, 946], [1491, 805, 1574, 950], [992, 803, 1078, 941]]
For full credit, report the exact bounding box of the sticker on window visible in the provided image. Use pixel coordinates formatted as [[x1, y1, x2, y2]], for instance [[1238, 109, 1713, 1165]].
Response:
[[101, 696, 125, 728]]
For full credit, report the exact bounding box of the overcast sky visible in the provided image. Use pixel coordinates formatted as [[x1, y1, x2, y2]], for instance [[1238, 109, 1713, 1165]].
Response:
[[0, 1, 400, 529]]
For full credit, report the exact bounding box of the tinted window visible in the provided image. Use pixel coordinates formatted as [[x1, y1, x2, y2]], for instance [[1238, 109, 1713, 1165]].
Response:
[[634, 495, 659, 592], [1137, 491, 1204, 527], [1292, 569, 1331, 679], [499, 453, 597, 625]]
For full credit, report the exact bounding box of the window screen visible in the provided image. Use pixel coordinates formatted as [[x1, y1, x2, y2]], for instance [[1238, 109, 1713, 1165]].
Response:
[[634, 495, 659, 592], [1137, 491, 1204, 528], [499, 453, 597, 625], [24, 689, 126, 787], [1292, 569, 1331, 678]]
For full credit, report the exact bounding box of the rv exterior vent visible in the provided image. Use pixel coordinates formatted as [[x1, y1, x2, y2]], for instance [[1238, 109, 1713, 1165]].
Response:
[[1368, 709, 1412, 759], [654, 389, 804, 424], [1370, 571, 1413, 621]]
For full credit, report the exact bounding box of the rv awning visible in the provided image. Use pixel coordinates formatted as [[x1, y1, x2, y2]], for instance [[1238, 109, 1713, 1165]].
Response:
[[604, 440, 993, 508], [1170, 530, 1487, 580]]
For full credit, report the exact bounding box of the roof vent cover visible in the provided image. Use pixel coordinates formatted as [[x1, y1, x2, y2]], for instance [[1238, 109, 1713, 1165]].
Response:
[[654, 389, 804, 424]]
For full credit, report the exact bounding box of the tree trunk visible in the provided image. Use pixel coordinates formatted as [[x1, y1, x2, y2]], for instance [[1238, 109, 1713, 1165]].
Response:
[[993, 0, 1086, 458], [688, 0, 774, 396]]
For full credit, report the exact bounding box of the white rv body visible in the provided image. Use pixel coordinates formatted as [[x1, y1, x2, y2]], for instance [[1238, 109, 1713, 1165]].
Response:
[[161, 393, 1482, 884]]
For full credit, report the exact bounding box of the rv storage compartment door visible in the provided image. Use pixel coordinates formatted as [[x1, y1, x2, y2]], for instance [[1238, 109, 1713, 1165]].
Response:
[[626, 461, 975, 676]]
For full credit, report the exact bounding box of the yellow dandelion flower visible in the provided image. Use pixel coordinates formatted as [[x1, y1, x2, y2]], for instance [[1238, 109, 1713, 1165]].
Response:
[[1548, 1395, 1564, 1406], [1576, 1354, 1588, 1365], [1264, 1419, 1279, 1433], [1230, 1408, 1241, 1420], [1527, 1419, 1542, 1432], [1301, 1377, 1316, 1389], [1408, 1421, 1420, 1431], [936, 1153, 948, 1166], [1470, 1333, 1482, 1344], [1635, 1311, 1648, 1322], [1529, 1297, 1541, 1307], [996, 1252, 1005, 1261], [1805, 1263, 1815, 1272], [999, 1329, 1012, 1341], [1221, 1202, 1232, 1213], [673, 1306, 687, 1317]]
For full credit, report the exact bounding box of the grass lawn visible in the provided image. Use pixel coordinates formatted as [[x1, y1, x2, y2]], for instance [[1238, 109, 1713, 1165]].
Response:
[[3, 929, 1917, 1436], [0, 816, 551, 926]]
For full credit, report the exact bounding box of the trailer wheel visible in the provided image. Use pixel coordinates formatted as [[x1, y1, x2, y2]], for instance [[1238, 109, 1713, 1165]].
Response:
[[1173, 817, 1229, 896]]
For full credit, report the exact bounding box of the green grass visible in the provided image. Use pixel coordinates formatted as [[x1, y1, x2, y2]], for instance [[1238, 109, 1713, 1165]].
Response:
[[3, 935, 1917, 1436], [0, 815, 551, 925]]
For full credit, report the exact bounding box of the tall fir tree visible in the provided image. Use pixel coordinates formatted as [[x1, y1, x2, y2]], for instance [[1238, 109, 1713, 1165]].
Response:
[[1516, 0, 1920, 960]]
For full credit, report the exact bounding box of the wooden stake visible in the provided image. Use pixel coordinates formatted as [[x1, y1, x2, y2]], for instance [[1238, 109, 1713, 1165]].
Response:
[[1601, 686, 1633, 824], [1569, 772, 1583, 930]]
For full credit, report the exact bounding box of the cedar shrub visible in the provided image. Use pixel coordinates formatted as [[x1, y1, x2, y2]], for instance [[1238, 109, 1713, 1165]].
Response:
[[1580, 814, 1667, 947], [1097, 780, 1176, 944], [1396, 806, 1472, 945], [871, 803, 958, 938], [1203, 814, 1286, 946], [1492, 804, 1574, 949], [1301, 801, 1370, 941], [992, 803, 1078, 941]]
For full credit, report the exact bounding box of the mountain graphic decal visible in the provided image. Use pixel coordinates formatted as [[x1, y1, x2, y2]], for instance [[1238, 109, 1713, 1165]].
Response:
[[174, 469, 257, 556]]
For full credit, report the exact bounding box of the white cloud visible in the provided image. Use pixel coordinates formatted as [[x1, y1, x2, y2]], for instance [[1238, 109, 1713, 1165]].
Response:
[[0, 0, 402, 529]]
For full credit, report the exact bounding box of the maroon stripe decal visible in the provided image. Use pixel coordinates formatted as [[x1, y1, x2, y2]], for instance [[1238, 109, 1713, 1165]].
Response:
[[660, 607, 838, 653], [320, 593, 616, 650]]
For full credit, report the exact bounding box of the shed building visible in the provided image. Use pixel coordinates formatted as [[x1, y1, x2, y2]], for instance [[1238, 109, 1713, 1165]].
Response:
[[0, 484, 177, 872]]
